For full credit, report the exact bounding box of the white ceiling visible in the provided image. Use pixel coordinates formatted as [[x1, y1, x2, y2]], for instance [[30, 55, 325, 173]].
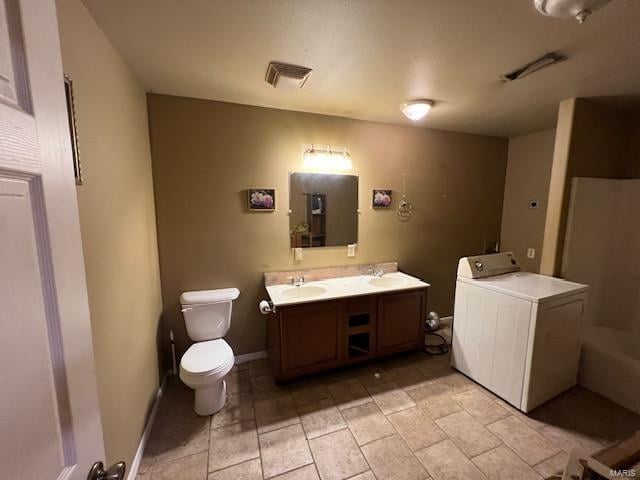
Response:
[[81, 0, 640, 138]]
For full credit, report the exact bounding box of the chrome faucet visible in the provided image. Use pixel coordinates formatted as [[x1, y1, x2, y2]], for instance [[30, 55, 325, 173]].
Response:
[[288, 276, 306, 287], [368, 265, 384, 277]]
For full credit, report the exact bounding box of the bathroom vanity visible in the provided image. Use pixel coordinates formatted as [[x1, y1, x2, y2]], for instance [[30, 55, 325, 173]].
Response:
[[263, 264, 429, 381]]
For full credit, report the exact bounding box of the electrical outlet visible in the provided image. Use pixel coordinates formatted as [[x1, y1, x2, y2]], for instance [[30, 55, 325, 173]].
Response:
[[529, 200, 540, 209], [294, 247, 303, 261], [527, 248, 536, 259], [347, 244, 356, 257]]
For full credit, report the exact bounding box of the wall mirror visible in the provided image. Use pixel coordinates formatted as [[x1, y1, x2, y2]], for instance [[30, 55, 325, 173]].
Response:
[[289, 172, 358, 248]]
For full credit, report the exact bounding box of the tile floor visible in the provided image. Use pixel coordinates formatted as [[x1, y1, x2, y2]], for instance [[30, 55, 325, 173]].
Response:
[[137, 351, 640, 480]]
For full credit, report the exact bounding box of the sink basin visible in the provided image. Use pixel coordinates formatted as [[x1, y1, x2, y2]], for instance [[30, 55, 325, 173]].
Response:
[[368, 276, 408, 288], [281, 285, 328, 299]]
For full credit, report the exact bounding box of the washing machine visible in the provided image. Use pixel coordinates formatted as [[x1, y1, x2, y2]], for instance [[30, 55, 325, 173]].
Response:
[[451, 252, 589, 412]]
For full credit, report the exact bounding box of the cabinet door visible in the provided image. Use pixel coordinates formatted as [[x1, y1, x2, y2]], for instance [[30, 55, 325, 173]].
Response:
[[377, 290, 426, 354], [281, 301, 342, 374]]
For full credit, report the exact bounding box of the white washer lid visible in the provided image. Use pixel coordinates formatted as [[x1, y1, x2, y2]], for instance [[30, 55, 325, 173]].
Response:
[[457, 272, 589, 303], [181, 339, 233, 375], [180, 288, 240, 305]]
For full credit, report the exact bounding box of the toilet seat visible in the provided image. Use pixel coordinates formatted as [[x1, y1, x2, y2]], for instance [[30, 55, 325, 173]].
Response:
[[180, 339, 234, 387]]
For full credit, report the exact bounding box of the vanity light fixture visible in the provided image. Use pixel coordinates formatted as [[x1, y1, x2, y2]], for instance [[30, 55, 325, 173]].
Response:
[[303, 144, 353, 170], [400, 99, 434, 122]]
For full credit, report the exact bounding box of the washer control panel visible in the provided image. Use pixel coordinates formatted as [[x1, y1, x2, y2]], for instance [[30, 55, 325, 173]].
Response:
[[457, 252, 520, 279]]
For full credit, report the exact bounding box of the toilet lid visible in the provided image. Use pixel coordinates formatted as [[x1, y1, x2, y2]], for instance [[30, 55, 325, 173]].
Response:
[[181, 339, 233, 375]]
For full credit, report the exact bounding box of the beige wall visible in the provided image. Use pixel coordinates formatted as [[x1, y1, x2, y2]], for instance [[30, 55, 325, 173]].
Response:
[[148, 94, 508, 357], [501, 129, 555, 273], [57, 0, 163, 467], [541, 98, 636, 275]]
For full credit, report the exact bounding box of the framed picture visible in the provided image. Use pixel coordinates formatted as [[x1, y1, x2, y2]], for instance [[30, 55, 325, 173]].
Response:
[[248, 189, 276, 211], [372, 189, 392, 208], [63, 75, 82, 185]]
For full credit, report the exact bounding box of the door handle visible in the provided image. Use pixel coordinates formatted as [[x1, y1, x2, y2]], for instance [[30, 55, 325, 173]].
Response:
[[87, 461, 126, 480]]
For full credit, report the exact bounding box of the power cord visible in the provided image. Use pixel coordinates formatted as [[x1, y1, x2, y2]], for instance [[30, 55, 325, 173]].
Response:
[[423, 332, 451, 356]]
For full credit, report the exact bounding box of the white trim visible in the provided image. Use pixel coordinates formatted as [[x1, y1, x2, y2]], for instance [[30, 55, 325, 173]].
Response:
[[126, 371, 169, 480], [235, 350, 268, 364]]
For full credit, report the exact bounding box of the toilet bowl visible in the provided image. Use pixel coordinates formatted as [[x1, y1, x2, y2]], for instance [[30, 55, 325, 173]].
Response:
[[179, 288, 240, 416], [180, 339, 234, 415]]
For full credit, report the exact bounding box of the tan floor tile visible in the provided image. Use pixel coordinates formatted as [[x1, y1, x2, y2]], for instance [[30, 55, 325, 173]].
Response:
[[452, 388, 509, 425], [367, 381, 416, 415], [272, 464, 319, 480], [156, 382, 200, 427], [298, 398, 347, 439], [207, 458, 263, 480], [406, 383, 462, 419], [472, 446, 542, 480], [252, 375, 290, 401], [347, 472, 376, 480], [341, 401, 396, 446], [358, 368, 393, 388], [291, 380, 332, 407], [487, 415, 561, 465], [212, 392, 255, 428], [533, 452, 569, 478], [227, 369, 252, 394], [151, 451, 208, 480], [432, 371, 476, 395], [136, 472, 150, 480], [259, 424, 313, 479], [209, 420, 260, 472], [435, 410, 501, 457], [327, 379, 372, 411], [145, 416, 210, 466], [361, 434, 429, 480], [255, 394, 300, 434], [414, 360, 452, 381], [249, 359, 272, 378], [309, 428, 369, 480], [386, 364, 429, 390], [387, 407, 447, 451], [539, 423, 605, 455], [415, 439, 487, 480]]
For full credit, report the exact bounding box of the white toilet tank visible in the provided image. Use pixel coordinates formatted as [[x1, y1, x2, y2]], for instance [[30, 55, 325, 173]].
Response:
[[180, 288, 240, 341]]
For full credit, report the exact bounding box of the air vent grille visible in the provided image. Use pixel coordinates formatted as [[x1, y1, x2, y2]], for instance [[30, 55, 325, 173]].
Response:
[[265, 61, 312, 88]]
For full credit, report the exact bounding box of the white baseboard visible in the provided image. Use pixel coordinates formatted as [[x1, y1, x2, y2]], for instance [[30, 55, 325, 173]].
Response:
[[127, 371, 169, 480], [235, 350, 268, 364]]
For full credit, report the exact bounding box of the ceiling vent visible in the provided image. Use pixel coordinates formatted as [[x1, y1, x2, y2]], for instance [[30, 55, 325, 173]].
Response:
[[501, 52, 567, 82], [265, 61, 312, 88]]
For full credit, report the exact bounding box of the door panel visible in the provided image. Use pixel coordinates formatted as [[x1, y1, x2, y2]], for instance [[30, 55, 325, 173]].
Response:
[[376, 290, 425, 354], [282, 301, 341, 372], [0, 0, 104, 478]]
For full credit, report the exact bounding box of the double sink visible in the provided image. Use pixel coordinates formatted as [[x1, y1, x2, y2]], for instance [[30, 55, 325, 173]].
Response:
[[267, 271, 428, 306]]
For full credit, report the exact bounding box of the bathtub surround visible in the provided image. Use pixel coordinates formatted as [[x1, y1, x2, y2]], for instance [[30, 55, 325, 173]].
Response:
[[562, 178, 640, 414], [541, 99, 640, 275], [147, 94, 508, 359], [56, 0, 164, 469]]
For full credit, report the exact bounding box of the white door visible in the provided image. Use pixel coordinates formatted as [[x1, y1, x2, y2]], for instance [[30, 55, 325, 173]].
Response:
[[0, 0, 105, 479]]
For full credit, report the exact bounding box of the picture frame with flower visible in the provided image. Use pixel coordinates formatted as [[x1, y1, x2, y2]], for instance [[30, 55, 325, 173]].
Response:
[[248, 189, 276, 211], [372, 189, 392, 208]]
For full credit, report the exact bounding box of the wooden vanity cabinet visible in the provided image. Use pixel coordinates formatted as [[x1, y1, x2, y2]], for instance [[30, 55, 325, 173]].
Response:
[[266, 288, 427, 381]]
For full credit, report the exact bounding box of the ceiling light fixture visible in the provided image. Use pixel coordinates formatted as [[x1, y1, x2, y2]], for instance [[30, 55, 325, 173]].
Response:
[[400, 99, 434, 122], [534, 0, 611, 23], [501, 52, 567, 82], [303, 144, 352, 171]]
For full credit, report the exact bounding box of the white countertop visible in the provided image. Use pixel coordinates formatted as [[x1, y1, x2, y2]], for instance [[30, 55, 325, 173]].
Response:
[[265, 271, 430, 307]]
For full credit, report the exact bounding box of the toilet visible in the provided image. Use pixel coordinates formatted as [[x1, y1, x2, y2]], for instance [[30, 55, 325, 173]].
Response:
[[179, 288, 239, 415]]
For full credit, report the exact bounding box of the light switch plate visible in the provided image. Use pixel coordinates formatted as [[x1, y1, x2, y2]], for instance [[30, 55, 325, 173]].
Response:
[[347, 243, 356, 257], [294, 247, 303, 261]]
